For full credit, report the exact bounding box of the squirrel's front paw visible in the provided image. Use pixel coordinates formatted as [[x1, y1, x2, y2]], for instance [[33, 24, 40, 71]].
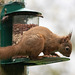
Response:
[[51, 53, 60, 57], [43, 54, 60, 58], [43, 55, 53, 58]]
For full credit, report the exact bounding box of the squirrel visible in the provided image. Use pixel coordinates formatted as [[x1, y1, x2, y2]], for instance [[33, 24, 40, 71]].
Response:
[[0, 26, 72, 60]]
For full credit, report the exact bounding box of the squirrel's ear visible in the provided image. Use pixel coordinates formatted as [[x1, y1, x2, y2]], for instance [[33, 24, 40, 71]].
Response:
[[66, 32, 72, 40], [60, 32, 72, 43]]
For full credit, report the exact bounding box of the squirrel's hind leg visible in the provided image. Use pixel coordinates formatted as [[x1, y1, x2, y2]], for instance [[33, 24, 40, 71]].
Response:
[[28, 34, 45, 60]]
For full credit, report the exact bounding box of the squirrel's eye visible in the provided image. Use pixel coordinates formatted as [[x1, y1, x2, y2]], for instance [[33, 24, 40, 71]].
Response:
[[65, 46, 69, 51]]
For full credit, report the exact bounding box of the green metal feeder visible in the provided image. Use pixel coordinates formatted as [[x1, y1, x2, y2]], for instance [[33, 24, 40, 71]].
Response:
[[0, 1, 70, 75]]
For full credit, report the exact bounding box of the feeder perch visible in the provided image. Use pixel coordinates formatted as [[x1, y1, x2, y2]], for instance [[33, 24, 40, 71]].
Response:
[[0, 1, 70, 75]]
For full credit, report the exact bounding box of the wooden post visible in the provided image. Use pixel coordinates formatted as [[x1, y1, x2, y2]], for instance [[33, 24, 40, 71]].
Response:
[[0, 63, 27, 75]]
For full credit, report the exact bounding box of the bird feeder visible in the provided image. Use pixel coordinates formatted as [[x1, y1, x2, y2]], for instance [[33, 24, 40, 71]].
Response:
[[11, 8, 42, 45], [0, 1, 70, 75]]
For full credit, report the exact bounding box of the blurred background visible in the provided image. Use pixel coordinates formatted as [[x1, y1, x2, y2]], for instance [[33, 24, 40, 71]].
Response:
[[25, 0, 75, 75], [0, 0, 75, 75]]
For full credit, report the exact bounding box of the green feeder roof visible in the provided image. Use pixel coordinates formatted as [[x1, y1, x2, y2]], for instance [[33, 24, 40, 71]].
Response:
[[5, 8, 43, 17]]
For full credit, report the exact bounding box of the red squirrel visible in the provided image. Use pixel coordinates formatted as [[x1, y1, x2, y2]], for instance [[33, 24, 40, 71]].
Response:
[[0, 26, 72, 60]]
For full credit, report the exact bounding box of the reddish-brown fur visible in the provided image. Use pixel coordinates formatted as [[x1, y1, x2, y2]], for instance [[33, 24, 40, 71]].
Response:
[[0, 26, 72, 60]]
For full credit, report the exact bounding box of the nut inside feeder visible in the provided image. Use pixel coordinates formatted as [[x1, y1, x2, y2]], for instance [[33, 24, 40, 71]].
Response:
[[11, 8, 42, 45], [12, 15, 39, 45]]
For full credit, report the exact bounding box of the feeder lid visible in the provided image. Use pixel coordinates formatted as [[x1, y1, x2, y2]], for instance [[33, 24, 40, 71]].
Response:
[[5, 8, 43, 17], [0, 57, 70, 65]]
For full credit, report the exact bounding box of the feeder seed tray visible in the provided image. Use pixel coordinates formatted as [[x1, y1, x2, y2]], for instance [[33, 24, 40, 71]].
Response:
[[0, 57, 70, 65]]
